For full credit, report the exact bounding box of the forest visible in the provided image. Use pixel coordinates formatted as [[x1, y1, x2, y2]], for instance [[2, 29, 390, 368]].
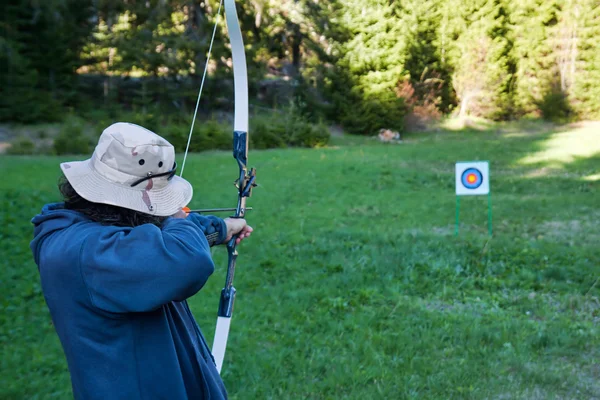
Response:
[[2, 0, 599, 143]]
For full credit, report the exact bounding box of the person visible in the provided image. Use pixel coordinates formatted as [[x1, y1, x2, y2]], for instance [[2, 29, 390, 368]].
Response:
[[30, 122, 252, 399]]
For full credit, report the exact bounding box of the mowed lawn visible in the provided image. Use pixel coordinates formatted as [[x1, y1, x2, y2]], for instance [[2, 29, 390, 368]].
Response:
[[1, 123, 599, 399]]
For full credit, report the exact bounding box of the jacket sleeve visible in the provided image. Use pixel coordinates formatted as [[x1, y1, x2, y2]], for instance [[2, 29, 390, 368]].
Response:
[[80, 216, 225, 314]]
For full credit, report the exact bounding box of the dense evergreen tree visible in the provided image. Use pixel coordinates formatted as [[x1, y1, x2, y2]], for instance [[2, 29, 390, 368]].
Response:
[[447, 0, 515, 119], [1, 0, 598, 125], [397, 0, 453, 111], [1, 0, 95, 122], [325, 0, 408, 133], [570, 0, 600, 119], [510, 0, 561, 117]]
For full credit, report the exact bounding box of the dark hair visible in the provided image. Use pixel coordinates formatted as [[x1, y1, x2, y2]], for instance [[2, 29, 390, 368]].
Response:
[[59, 176, 167, 227]]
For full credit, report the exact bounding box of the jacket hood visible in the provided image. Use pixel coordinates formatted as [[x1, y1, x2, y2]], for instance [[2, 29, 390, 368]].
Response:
[[30, 203, 89, 265]]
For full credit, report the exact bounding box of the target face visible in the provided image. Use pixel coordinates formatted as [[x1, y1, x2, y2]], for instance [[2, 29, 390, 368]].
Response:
[[461, 168, 483, 189], [456, 161, 489, 195]]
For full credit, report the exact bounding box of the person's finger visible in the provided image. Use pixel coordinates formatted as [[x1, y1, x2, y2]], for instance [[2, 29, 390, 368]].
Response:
[[235, 232, 251, 244]]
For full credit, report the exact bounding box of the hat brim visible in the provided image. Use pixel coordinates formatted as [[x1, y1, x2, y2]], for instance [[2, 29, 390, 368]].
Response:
[[61, 159, 193, 217]]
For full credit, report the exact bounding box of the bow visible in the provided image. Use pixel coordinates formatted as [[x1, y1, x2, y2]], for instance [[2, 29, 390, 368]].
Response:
[[180, 0, 256, 374]]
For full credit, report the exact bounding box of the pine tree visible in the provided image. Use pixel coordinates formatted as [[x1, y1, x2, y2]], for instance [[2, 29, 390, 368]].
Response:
[[325, 0, 408, 134], [397, 0, 453, 111], [570, 0, 600, 119], [447, 0, 515, 120], [510, 0, 561, 117], [0, 0, 95, 122]]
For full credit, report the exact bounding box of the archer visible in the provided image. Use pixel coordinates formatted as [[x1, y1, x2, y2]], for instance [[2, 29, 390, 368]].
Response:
[[30, 122, 252, 399]]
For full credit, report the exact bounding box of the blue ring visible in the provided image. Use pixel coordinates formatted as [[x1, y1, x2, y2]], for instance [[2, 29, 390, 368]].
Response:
[[461, 168, 483, 189]]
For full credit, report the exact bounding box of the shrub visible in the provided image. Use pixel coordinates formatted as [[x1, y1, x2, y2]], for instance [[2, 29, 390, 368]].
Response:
[[338, 90, 407, 136], [53, 118, 94, 155], [250, 112, 330, 149], [195, 119, 231, 151], [288, 118, 330, 148], [7, 138, 36, 155], [79, 108, 115, 133], [251, 114, 288, 149], [161, 119, 230, 153], [160, 123, 190, 153], [63, 109, 329, 154], [396, 73, 444, 132], [539, 87, 572, 123]]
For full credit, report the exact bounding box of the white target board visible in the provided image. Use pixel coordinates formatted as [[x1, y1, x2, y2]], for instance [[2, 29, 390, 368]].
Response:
[[455, 161, 490, 196]]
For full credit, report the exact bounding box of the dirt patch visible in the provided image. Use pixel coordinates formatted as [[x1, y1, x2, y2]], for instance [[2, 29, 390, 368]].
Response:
[[569, 120, 600, 130], [328, 125, 345, 137], [0, 123, 69, 155], [537, 217, 600, 244]]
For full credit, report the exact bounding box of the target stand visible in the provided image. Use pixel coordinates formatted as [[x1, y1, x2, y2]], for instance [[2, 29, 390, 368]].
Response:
[[455, 161, 492, 236]]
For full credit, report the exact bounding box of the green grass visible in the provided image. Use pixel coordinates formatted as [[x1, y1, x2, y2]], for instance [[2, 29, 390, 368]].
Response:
[[1, 123, 599, 399]]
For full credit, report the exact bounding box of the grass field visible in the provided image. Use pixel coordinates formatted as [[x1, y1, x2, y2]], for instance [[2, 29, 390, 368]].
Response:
[[1, 122, 599, 399]]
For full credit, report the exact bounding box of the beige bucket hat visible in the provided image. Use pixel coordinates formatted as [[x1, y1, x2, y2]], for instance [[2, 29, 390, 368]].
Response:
[[60, 122, 193, 216]]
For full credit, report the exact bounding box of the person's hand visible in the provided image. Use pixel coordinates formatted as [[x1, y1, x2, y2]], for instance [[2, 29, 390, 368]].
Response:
[[224, 218, 253, 245]]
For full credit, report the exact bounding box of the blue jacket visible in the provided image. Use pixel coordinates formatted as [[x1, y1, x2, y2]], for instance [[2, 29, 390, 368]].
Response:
[[30, 203, 229, 400]]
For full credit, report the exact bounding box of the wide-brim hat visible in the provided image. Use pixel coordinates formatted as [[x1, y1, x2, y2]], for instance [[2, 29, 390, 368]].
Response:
[[60, 122, 192, 217]]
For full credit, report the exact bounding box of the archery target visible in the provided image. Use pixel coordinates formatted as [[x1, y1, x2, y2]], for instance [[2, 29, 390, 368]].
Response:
[[456, 161, 489, 195]]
